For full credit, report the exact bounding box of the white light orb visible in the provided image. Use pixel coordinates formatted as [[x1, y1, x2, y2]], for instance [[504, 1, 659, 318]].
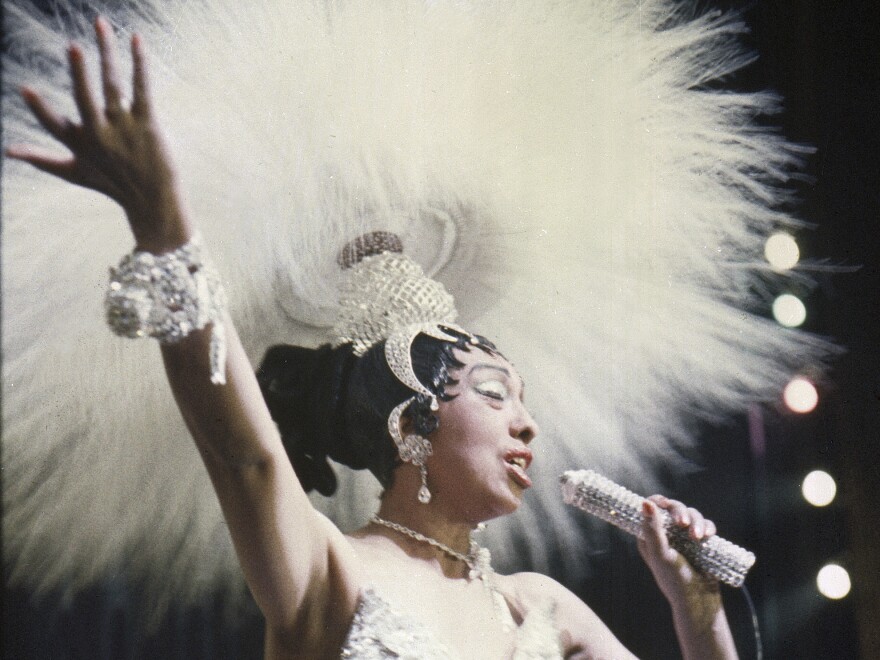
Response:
[[802, 470, 837, 507], [817, 564, 851, 600], [765, 232, 800, 270], [784, 378, 819, 413], [773, 294, 807, 328]]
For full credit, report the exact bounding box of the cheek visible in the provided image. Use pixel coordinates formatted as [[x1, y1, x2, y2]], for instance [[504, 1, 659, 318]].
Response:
[[430, 394, 508, 467], [431, 417, 501, 478]]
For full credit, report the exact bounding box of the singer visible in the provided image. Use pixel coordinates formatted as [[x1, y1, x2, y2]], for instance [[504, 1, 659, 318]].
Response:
[[6, 18, 740, 659]]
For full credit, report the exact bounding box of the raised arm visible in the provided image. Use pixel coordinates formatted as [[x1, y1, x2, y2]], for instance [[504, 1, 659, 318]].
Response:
[[7, 17, 360, 646]]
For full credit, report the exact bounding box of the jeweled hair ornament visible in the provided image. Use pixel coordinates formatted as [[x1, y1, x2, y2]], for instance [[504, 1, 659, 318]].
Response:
[[332, 231, 475, 503], [332, 230, 472, 396], [331, 232, 463, 357]]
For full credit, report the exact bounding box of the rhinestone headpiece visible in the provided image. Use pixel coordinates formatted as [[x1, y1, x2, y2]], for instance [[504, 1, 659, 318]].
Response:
[[331, 231, 471, 385], [332, 251, 459, 357], [331, 231, 475, 491]]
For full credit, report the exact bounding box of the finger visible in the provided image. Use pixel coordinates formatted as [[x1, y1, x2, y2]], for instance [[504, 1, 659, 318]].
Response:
[[640, 500, 670, 551], [5, 144, 77, 180], [20, 87, 74, 143], [6, 144, 124, 200], [95, 17, 124, 117], [704, 519, 717, 538], [68, 43, 101, 128], [130, 33, 152, 118], [651, 495, 690, 526], [686, 507, 705, 539]]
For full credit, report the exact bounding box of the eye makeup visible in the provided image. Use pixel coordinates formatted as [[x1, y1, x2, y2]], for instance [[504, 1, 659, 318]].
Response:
[[474, 379, 509, 400], [467, 363, 524, 402]]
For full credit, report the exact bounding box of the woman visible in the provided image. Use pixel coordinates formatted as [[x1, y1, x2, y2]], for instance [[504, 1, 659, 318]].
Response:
[[7, 18, 739, 659]]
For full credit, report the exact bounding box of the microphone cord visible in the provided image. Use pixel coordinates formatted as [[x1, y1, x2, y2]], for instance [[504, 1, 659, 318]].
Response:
[[740, 584, 763, 660]]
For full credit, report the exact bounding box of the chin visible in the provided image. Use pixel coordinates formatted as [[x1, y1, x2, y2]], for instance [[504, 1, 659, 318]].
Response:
[[446, 475, 525, 521], [489, 485, 525, 518], [458, 491, 519, 524]]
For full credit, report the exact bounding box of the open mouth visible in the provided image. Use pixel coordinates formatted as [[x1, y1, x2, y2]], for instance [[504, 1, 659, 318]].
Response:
[[504, 451, 533, 489]]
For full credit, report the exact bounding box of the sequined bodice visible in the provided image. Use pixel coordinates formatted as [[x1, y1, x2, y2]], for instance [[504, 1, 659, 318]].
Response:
[[340, 587, 562, 659]]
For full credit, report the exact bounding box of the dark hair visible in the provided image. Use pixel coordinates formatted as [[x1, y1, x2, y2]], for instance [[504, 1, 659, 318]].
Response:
[[256, 327, 497, 496]]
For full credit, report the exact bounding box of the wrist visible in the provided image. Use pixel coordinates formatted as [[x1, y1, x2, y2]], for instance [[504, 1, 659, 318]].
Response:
[[127, 206, 194, 254], [132, 227, 194, 254], [669, 578, 724, 631], [672, 595, 738, 660], [124, 181, 194, 254]]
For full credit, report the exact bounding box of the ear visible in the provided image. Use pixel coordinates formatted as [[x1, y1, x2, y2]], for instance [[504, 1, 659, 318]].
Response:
[[398, 412, 416, 437]]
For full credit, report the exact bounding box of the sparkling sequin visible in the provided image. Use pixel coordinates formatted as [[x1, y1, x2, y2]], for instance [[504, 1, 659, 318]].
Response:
[[340, 587, 563, 659]]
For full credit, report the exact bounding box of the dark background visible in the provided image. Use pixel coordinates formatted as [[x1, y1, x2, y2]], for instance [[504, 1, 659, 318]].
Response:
[[4, 1, 878, 658]]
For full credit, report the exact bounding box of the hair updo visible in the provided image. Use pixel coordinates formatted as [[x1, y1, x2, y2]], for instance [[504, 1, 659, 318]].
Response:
[[256, 328, 498, 496]]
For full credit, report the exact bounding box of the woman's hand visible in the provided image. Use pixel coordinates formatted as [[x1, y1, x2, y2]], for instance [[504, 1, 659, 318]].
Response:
[[6, 16, 191, 253], [638, 496, 738, 659], [637, 495, 719, 606]]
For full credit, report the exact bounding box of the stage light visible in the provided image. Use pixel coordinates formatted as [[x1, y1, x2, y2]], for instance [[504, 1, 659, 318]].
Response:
[[802, 470, 836, 506], [765, 232, 800, 270], [817, 564, 851, 600], [783, 377, 818, 413], [772, 294, 807, 327]]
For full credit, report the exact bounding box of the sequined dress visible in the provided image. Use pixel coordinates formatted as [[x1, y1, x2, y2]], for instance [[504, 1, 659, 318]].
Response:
[[340, 586, 562, 659]]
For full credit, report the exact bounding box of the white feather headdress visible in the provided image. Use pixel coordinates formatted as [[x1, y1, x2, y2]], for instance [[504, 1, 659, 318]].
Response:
[[3, 0, 832, 619]]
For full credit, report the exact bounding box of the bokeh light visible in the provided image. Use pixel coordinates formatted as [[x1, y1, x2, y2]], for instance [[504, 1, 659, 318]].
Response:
[[802, 470, 837, 506], [772, 294, 807, 327], [765, 232, 800, 270], [784, 377, 819, 413], [817, 564, 851, 600]]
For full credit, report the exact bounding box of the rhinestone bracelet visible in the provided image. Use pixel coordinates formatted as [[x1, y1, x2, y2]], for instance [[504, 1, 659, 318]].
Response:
[[105, 234, 228, 384]]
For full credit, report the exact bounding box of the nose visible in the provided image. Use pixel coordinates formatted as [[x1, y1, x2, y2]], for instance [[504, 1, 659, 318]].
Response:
[[512, 402, 539, 444]]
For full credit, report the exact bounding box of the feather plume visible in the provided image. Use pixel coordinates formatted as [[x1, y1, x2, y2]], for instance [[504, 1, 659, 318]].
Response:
[[2, 0, 834, 619]]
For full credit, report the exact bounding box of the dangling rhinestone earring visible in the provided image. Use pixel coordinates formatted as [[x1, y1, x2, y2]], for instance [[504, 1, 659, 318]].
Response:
[[416, 459, 431, 504], [388, 398, 434, 504]]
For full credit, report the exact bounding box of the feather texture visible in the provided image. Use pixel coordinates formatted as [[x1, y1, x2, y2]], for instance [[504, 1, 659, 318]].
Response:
[[3, 0, 833, 618]]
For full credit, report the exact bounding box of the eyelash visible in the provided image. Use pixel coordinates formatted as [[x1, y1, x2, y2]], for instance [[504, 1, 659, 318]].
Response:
[[476, 382, 508, 400]]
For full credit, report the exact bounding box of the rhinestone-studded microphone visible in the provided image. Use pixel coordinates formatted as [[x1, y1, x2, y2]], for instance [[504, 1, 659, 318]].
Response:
[[560, 470, 755, 588]]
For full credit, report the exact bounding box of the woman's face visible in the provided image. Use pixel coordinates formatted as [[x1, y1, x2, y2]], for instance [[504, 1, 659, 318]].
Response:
[[424, 347, 539, 522]]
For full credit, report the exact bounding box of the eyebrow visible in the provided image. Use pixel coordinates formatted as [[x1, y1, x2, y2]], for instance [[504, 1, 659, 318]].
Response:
[[468, 363, 511, 377]]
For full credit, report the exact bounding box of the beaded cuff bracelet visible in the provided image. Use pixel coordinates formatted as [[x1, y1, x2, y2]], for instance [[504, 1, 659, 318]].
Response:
[[105, 235, 228, 384]]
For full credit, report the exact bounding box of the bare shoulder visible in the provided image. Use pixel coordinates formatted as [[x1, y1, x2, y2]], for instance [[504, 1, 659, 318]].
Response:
[[497, 572, 638, 660], [498, 571, 571, 602], [496, 571, 589, 625]]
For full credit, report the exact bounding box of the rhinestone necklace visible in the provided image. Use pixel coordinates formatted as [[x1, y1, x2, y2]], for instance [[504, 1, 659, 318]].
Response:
[[370, 515, 489, 581], [370, 515, 515, 632]]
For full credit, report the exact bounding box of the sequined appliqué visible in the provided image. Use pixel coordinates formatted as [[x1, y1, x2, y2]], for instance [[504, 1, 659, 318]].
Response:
[[339, 587, 562, 659]]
